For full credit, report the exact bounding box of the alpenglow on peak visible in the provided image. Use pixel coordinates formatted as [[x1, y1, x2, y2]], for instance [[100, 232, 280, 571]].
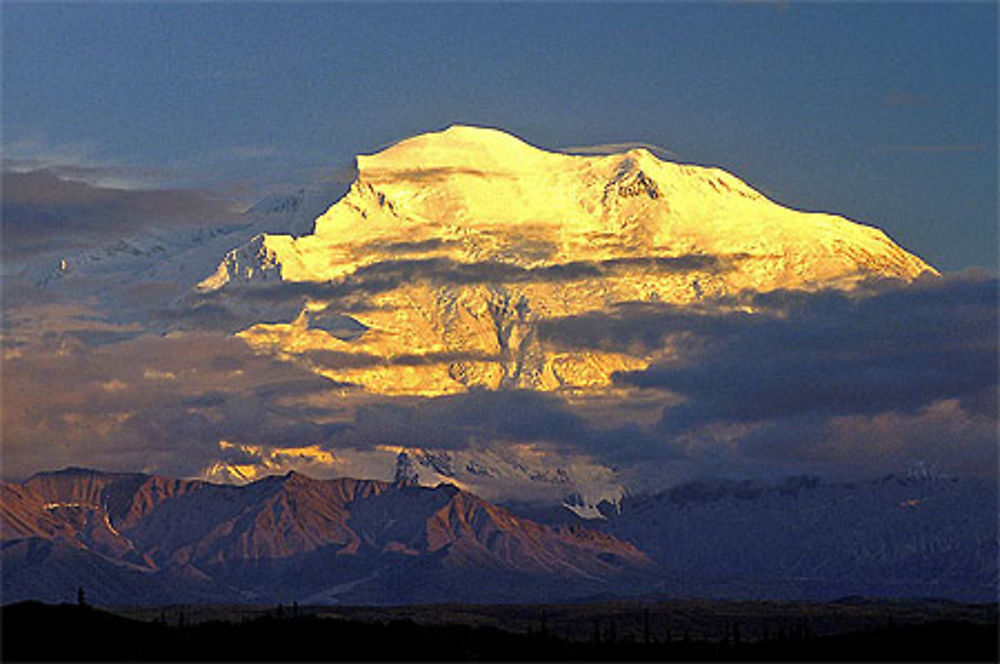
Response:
[[197, 125, 936, 396]]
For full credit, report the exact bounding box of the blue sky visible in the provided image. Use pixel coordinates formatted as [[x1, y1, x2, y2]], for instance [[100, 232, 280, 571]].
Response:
[[3, 2, 997, 270]]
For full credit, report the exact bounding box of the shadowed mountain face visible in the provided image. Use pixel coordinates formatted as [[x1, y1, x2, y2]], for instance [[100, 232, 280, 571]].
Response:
[[0, 468, 651, 605], [596, 474, 998, 602]]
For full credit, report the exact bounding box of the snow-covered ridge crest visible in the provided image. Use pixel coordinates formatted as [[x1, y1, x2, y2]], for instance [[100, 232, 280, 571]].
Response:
[[356, 124, 563, 176], [200, 124, 935, 290]]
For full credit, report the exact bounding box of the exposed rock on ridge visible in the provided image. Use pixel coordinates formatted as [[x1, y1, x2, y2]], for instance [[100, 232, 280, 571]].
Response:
[[1, 467, 650, 604]]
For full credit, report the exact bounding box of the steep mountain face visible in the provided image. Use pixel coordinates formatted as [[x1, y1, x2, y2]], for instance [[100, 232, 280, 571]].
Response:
[[0, 468, 650, 605], [198, 125, 935, 396]]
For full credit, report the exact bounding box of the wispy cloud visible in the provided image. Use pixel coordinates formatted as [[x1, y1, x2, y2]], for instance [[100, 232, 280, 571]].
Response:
[[1, 159, 169, 190], [175, 254, 743, 335], [559, 142, 680, 161]]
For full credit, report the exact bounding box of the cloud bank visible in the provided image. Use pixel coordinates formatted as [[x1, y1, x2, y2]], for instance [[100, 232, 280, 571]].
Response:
[[1, 166, 240, 260], [4, 270, 994, 491], [613, 273, 996, 431]]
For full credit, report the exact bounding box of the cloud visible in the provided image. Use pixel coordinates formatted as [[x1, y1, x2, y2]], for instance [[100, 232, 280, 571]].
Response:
[[558, 142, 680, 161], [321, 389, 674, 469], [302, 349, 499, 371], [1, 167, 241, 260], [539, 300, 750, 354], [0, 318, 672, 483], [0, 331, 349, 480], [341, 390, 588, 449], [170, 253, 740, 336], [2, 158, 169, 189], [197, 254, 739, 312], [611, 274, 997, 434], [357, 238, 461, 255], [738, 396, 998, 478], [361, 166, 499, 184]]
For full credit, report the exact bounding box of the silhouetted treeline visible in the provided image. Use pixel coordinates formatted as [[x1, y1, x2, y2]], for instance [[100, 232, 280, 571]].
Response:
[[1, 600, 996, 661]]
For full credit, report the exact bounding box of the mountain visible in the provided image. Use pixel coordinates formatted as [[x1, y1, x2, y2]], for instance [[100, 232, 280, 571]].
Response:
[[3, 468, 993, 605], [0, 468, 651, 605], [197, 125, 935, 399], [596, 473, 998, 602], [29, 184, 340, 290], [9, 126, 947, 506], [14, 182, 346, 333]]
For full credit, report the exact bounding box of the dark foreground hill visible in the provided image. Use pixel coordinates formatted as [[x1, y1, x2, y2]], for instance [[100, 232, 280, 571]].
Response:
[[2, 600, 997, 661]]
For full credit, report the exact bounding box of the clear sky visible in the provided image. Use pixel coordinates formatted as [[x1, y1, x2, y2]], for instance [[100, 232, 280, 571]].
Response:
[[2, 2, 996, 272]]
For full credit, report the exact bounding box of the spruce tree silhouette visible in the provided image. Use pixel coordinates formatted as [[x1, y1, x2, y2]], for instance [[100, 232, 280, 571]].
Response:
[[76, 586, 86, 607]]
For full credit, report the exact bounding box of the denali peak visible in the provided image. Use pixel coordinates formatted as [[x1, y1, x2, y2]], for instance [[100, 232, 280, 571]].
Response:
[[200, 125, 934, 290], [195, 125, 936, 398]]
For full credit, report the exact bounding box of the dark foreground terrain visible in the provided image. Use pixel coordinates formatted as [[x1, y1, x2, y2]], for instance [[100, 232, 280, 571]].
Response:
[[2, 599, 997, 661]]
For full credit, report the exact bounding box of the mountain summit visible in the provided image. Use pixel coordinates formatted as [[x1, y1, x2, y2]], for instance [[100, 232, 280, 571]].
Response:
[[195, 125, 935, 399], [201, 124, 934, 288]]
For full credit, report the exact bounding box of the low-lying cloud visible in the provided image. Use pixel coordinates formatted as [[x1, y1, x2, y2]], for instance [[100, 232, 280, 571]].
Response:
[[190, 254, 739, 315], [610, 274, 997, 434], [4, 243, 995, 491], [1, 167, 240, 259]]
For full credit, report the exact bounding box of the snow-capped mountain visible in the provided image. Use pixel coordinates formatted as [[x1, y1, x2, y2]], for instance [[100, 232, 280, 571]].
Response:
[[175, 125, 949, 504], [1, 468, 651, 605], [195, 125, 935, 399]]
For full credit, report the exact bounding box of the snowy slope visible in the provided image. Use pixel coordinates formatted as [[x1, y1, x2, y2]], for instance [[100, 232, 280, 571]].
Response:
[[202, 125, 934, 291], [16, 183, 345, 331]]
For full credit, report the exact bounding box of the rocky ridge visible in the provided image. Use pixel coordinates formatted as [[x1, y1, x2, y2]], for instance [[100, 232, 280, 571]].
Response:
[[1, 467, 651, 605]]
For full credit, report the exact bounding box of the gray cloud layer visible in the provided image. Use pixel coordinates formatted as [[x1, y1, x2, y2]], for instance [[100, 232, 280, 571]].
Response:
[[176, 254, 741, 333], [1, 168, 239, 259], [609, 274, 997, 433], [3, 216, 995, 487]]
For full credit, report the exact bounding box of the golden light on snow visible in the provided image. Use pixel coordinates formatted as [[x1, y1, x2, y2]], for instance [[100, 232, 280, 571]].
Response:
[[142, 369, 177, 381], [202, 440, 342, 483], [201, 126, 935, 401]]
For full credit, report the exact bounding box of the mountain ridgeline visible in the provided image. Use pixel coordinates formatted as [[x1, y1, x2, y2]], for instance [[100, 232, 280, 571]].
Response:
[[2, 468, 995, 605], [1, 467, 650, 605]]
